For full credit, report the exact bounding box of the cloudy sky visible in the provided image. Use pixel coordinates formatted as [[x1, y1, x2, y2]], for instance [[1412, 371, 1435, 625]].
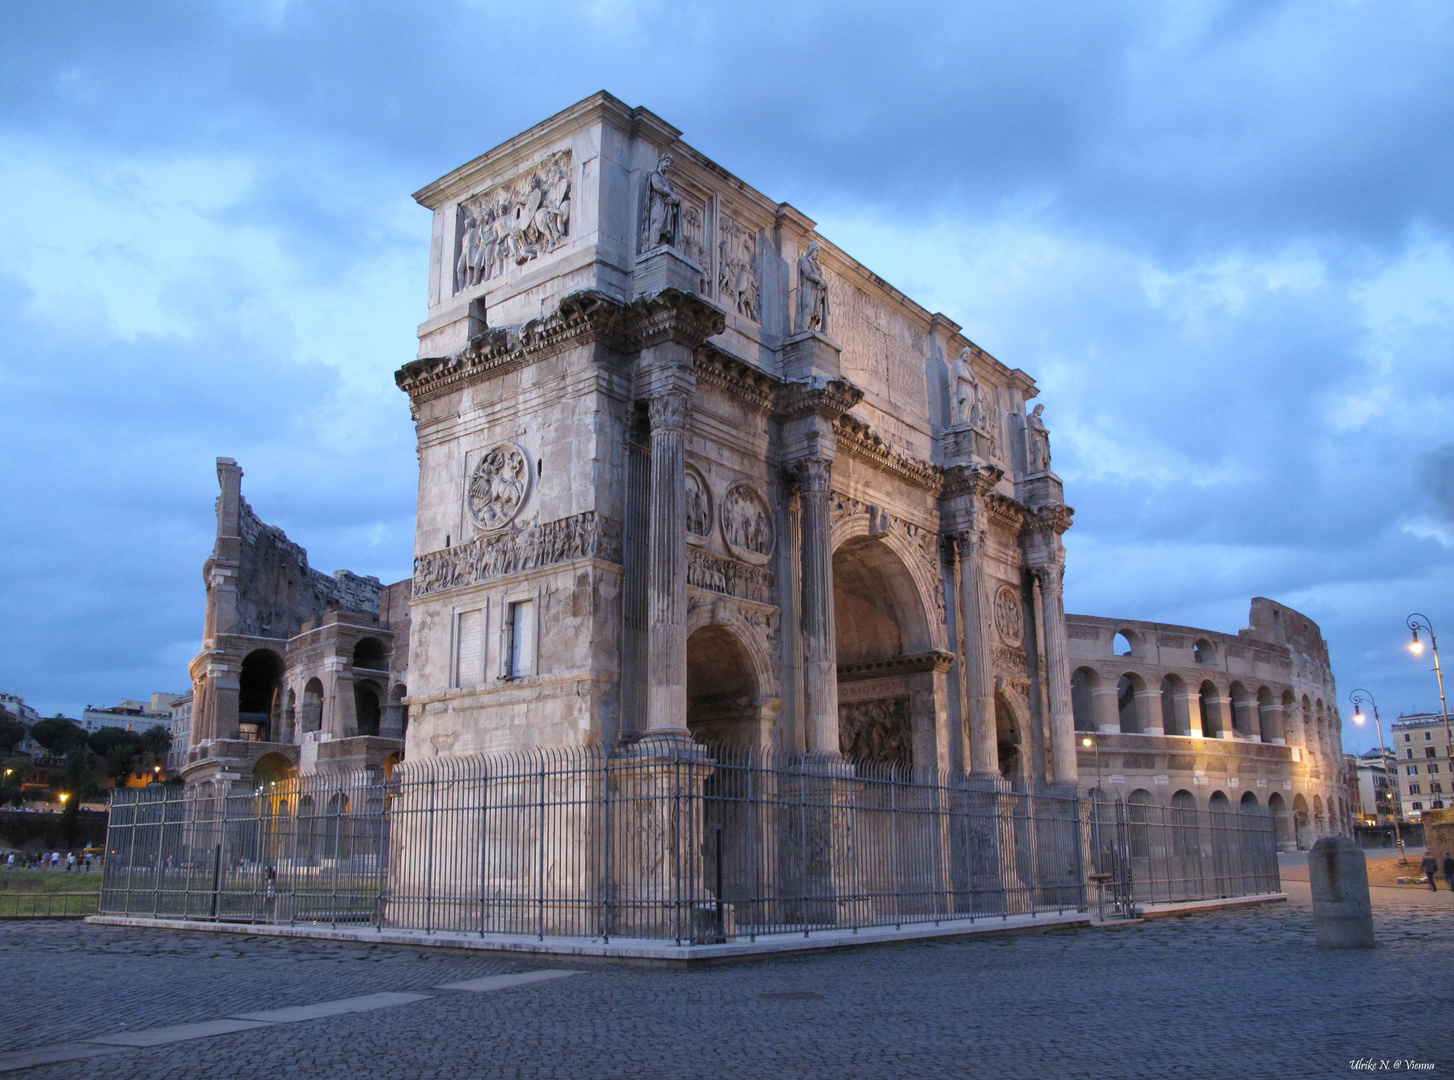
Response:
[[2, 1, 1450, 751]]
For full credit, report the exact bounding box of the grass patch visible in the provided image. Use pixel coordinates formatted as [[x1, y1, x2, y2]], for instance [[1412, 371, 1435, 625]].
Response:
[[0, 868, 104, 894]]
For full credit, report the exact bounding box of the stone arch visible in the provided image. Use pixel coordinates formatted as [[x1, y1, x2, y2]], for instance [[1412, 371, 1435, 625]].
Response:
[[830, 516, 947, 652], [354, 680, 382, 737], [994, 692, 1025, 782], [1117, 672, 1148, 735], [252, 752, 295, 786], [1071, 667, 1098, 732], [1112, 629, 1140, 657], [686, 623, 764, 749], [1198, 680, 1223, 738], [238, 648, 284, 742], [1161, 674, 1189, 736], [352, 637, 388, 672], [686, 604, 776, 703], [1209, 790, 1231, 813], [1239, 790, 1259, 810], [1313, 793, 1325, 835], [1193, 639, 1215, 665], [1267, 791, 1292, 847], [282, 687, 297, 744], [301, 677, 324, 735], [1170, 789, 1198, 856], [1257, 686, 1279, 743]]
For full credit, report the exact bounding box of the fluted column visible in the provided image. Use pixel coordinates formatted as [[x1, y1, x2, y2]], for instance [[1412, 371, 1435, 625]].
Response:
[[957, 529, 999, 776], [645, 391, 690, 735], [1036, 562, 1078, 784], [798, 460, 840, 756]]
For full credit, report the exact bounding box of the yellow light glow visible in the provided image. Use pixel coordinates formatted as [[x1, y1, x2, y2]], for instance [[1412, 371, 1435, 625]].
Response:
[[1353, 711, 1366, 725], [1410, 639, 1425, 656], [58, 793, 69, 803], [1081, 736, 1094, 747]]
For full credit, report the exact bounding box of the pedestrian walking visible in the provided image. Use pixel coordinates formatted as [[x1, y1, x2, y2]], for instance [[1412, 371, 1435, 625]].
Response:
[[1443, 854, 1454, 893], [1420, 852, 1439, 890], [66, 852, 75, 872]]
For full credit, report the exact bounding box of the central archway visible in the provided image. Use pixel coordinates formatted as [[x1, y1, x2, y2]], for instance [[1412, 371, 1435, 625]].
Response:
[[832, 534, 940, 771]]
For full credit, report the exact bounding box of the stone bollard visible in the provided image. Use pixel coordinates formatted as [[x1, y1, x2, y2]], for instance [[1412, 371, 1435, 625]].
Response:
[[1309, 836, 1374, 948]]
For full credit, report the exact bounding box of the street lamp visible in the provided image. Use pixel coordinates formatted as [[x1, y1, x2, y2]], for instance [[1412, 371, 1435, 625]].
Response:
[[1406, 613, 1454, 784], [1351, 689, 1405, 864], [1081, 734, 1102, 792]]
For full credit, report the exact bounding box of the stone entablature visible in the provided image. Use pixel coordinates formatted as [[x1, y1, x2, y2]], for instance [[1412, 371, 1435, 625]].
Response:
[[1067, 599, 1350, 848]]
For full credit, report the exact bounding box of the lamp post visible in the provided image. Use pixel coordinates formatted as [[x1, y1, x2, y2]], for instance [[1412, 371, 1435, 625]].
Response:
[[1081, 734, 1102, 792], [1351, 689, 1404, 864], [1406, 613, 1454, 782]]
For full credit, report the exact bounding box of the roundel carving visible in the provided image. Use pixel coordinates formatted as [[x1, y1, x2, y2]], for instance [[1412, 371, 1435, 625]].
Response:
[[467, 443, 532, 532], [993, 585, 1024, 645], [720, 482, 774, 565]]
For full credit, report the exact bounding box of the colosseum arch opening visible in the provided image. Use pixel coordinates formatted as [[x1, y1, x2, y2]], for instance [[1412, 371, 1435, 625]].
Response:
[[1117, 673, 1147, 734], [832, 535, 936, 770], [1198, 681, 1223, 739], [1072, 668, 1097, 732], [238, 649, 284, 742], [995, 694, 1023, 782], [354, 680, 382, 737], [1229, 682, 1255, 739]]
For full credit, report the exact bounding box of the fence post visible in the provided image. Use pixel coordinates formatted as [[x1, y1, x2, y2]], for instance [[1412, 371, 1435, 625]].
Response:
[[602, 752, 612, 944], [153, 788, 167, 918], [538, 755, 546, 942]]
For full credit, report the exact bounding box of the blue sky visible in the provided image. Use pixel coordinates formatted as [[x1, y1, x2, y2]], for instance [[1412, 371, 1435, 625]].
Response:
[[2, 1, 1450, 752]]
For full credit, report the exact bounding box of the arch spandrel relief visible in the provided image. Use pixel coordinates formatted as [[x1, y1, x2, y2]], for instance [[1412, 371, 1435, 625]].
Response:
[[466, 443, 533, 533], [720, 482, 774, 565], [993, 584, 1024, 646]]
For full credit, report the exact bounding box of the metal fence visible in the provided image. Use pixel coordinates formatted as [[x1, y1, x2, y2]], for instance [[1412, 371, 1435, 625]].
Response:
[[100, 743, 1274, 943], [1086, 794, 1281, 916]]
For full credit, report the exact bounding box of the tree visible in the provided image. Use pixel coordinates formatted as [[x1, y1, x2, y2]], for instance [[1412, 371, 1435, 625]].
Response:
[[1, 757, 34, 806], [103, 744, 138, 782], [0, 713, 25, 756], [139, 724, 172, 757], [30, 716, 86, 754], [88, 726, 142, 757]]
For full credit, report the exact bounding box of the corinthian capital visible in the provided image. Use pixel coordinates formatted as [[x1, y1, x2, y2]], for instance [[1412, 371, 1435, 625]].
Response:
[[954, 528, 989, 562], [1033, 561, 1065, 594], [795, 459, 833, 495], [648, 391, 691, 433]]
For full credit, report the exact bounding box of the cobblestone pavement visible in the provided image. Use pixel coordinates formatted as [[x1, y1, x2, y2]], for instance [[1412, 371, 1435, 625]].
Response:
[[0, 871, 1449, 1079]]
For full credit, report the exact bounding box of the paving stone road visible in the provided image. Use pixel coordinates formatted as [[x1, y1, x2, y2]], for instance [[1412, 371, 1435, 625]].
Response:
[[0, 859, 1449, 1079]]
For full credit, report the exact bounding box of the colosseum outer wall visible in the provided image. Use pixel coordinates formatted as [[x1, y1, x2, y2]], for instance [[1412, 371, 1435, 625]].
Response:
[[1067, 597, 1349, 850]]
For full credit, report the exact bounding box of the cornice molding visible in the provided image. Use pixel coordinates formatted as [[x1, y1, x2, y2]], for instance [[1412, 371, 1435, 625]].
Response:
[[395, 289, 632, 406], [837, 650, 956, 681], [831, 414, 942, 493], [940, 462, 1003, 499], [774, 376, 864, 423], [693, 345, 781, 415]]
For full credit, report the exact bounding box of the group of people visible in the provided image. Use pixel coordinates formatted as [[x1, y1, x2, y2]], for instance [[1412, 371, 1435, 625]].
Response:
[[3, 850, 95, 870]]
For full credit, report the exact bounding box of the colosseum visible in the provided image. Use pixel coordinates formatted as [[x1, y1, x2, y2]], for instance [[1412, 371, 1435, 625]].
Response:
[[1069, 598, 1348, 850]]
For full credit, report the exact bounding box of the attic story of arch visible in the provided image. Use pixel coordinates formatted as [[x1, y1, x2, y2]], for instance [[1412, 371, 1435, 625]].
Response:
[[177, 93, 1351, 844]]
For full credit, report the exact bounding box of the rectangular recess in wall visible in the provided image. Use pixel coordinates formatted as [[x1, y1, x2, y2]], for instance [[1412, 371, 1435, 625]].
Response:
[[455, 608, 484, 688]]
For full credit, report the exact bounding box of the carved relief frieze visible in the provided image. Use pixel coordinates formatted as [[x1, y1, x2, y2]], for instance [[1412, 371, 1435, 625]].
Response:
[[413, 511, 621, 598], [720, 483, 775, 564], [718, 215, 761, 323], [467, 443, 532, 532], [838, 697, 912, 769], [455, 150, 572, 292], [686, 547, 776, 605], [991, 644, 1029, 675], [684, 465, 712, 542], [993, 584, 1024, 646]]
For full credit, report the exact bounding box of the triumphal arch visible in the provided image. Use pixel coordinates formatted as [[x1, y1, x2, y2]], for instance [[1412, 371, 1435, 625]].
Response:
[[396, 92, 1080, 791]]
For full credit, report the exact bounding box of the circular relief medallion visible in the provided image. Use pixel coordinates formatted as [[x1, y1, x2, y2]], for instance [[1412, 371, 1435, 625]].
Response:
[[467, 443, 532, 532], [684, 466, 712, 541], [719, 482, 774, 565], [993, 584, 1024, 645]]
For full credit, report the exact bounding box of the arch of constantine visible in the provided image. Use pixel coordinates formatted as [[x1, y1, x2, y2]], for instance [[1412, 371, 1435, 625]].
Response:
[[177, 93, 1347, 862]]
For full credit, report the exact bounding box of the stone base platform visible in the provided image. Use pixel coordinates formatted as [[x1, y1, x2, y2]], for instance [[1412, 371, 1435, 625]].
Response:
[[87, 912, 1092, 966]]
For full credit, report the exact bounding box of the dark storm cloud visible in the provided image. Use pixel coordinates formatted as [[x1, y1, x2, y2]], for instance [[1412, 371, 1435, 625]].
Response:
[[0, 0, 1450, 740]]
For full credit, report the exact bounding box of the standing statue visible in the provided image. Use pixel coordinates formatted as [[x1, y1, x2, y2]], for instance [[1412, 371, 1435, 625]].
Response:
[[642, 153, 681, 251], [950, 347, 983, 427], [1026, 403, 1052, 471], [795, 241, 829, 335]]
